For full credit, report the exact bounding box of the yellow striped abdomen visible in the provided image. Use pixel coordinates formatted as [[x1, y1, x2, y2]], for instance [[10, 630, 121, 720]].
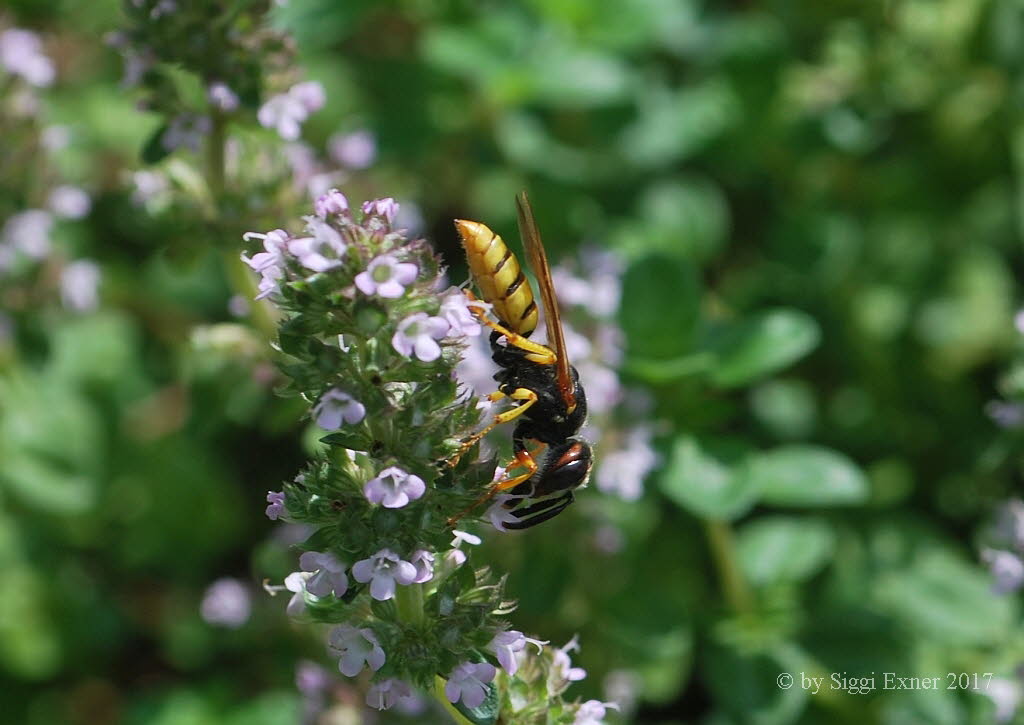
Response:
[[455, 219, 539, 336]]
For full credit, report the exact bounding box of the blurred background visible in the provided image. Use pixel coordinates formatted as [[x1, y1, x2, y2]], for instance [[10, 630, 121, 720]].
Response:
[[2, 0, 1024, 723]]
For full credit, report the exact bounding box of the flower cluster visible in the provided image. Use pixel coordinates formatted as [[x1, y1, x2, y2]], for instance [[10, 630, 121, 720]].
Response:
[[248, 191, 611, 721]]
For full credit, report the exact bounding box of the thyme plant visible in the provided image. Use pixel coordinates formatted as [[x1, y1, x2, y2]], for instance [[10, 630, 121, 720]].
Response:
[[244, 190, 613, 723]]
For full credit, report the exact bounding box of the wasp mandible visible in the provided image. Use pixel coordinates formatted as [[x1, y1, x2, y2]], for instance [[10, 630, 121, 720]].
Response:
[[447, 191, 593, 529]]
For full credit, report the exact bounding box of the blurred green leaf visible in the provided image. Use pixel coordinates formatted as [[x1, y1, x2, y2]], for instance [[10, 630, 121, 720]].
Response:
[[705, 309, 821, 389], [141, 122, 172, 165], [750, 445, 868, 507], [661, 435, 759, 520], [704, 641, 808, 725], [737, 516, 836, 586], [620, 254, 700, 361]]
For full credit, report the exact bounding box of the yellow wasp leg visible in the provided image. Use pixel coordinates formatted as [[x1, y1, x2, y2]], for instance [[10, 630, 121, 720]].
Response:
[[445, 388, 538, 468], [464, 290, 556, 365], [447, 448, 539, 527]]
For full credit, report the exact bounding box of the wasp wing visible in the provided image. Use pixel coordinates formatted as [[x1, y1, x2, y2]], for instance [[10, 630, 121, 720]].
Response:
[[515, 190, 576, 412]]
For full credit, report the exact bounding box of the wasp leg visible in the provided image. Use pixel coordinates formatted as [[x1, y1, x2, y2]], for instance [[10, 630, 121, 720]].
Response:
[[444, 388, 538, 468], [446, 447, 539, 527], [504, 491, 575, 530], [464, 289, 556, 365]]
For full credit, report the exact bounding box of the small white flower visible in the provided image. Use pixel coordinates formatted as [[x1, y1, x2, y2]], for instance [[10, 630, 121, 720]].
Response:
[[982, 548, 1024, 595], [573, 699, 620, 725], [409, 549, 435, 583], [60, 259, 101, 312], [0, 29, 55, 87], [200, 578, 251, 628], [283, 570, 312, 616], [363, 466, 426, 509], [288, 218, 347, 272], [355, 253, 418, 298], [392, 312, 449, 362], [445, 662, 496, 709], [48, 185, 91, 219], [487, 493, 528, 533], [207, 81, 239, 112], [299, 551, 348, 598], [439, 288, 482, 338], [444, 530, 481, 567], [258, 81, 325, 140], [366, 678, 414, 710], [595, 426, 658, 502], [328, 624, 385, 677], [3, 209, 53, 259], [312, 388, 366, 430], [351, 548, 417, 601]]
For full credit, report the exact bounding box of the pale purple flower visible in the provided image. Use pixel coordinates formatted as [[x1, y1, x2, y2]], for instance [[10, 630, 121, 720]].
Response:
[[162, 113, 211, 152], [392, 313, 449, 362], [363, 466, 425, 509], [3, 209, 53, 259], [258, 81, 325, 140], [551, 248, 622, 319], [361, 197, 399, 225], [455, 335, 499, 397], [574, 700, 620, 725], [982, 549, 1024, 594], [288, 219, 347, 272], [548, 636, 587, 696], [314, 188, 350, 218], [352, 548, 417, 601], [987, 401, 1024, 429], [409, 549, 435, 583], [366, 678, 415, 710], [445, 662, 496, 709], [283, 570, 312, 616], [595, 426, 658, 501], [60, 260, 101, 312], [488, 630, 545, 676], [0, 29, 55, 87], [266, 491, 286, 520], [228, 295, 249, 317], [295, 660, 332, 695], [242, 229, 289, 272], [48, 185, 91, 219], [355, 253, 418, 298], [207, 81, 239, 112], [328, 624, 385, 677], [299, 551, 348, 598], [312, 388, 366, 429], [439, 288, 482, 338], [200, 577, 251, 628], [329, 129, 377, 169], [394, 200, 425, 235]]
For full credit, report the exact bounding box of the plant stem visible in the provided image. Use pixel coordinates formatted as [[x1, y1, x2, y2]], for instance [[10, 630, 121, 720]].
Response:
[[205, 111, 226, 203], [704, 519, 753, 614], [434, 675, 475, 725]]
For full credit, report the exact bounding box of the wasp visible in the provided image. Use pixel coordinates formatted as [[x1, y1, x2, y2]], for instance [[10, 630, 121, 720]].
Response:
[[447, 191, 593, 529]]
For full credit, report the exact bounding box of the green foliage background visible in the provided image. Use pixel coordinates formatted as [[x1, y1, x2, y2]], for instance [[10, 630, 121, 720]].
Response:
[[2, 0, 1024, 723]]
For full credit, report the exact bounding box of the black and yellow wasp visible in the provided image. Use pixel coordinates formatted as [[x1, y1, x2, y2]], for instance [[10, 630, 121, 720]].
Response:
[[448, 192, 593, 529]]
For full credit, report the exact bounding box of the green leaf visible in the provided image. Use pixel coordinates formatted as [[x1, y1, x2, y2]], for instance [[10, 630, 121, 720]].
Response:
[[141, 122, 171, 165], [620, 254, 700, 361], [705, 309, 820, 388], [704, 640, 808, 725], [737, 516, 836, 586], [660, 436, 759, 520], [319, 428, 372, 452], [751, 445, 868, 507]]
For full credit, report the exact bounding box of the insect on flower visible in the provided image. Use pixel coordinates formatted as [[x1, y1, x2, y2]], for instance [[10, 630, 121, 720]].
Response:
[[447, 191, 593, 529]]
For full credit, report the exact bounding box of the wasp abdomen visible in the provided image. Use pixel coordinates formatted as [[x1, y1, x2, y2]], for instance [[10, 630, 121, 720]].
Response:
[[455, 219, 539, 336]]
